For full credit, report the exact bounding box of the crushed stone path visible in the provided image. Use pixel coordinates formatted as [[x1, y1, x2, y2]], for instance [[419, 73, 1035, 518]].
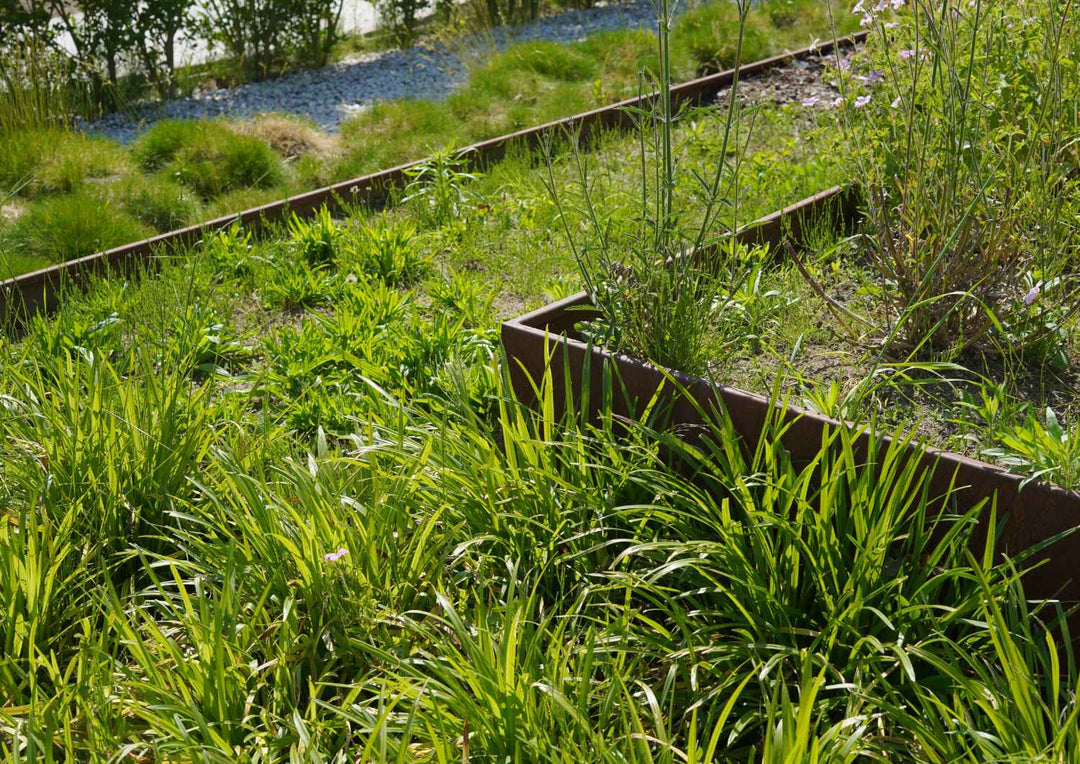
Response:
[[85, 0, 659, 144]]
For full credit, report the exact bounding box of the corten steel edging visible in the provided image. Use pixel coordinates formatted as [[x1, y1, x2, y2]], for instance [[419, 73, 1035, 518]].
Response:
[[501, 189, 1080, 622], [0, 31, 867, 327]]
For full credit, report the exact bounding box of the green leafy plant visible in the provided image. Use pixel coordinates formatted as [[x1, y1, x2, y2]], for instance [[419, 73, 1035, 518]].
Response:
[[343, 216, 429, 285], [401, 146, 483, 228], [259, 256, 339, 309], [288, 205, 346, 266], [545, 0, 755, 376], [984, 406, 1080, 488]]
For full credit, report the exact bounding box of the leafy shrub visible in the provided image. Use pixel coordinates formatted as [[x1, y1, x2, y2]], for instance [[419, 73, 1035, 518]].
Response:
[[3, 191, 153, 264], [201, 0, 343, 78], [376, 0, 429, 46]]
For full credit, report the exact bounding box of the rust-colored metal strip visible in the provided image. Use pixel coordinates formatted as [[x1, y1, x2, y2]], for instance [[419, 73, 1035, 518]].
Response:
[[1, 32, 867, 327]]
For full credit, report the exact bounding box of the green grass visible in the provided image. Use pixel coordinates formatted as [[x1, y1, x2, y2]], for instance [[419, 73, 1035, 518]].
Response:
[[0, 191, 154, 268], [2, 4, 1079, 757], [0, 0, 855, 276], [1, 73, 1079, 757]]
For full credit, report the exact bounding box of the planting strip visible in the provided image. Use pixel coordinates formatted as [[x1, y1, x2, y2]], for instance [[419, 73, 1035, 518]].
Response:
[[0, 32, 867, 327]]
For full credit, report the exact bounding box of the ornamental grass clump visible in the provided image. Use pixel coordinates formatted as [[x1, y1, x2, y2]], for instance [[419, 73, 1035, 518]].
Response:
[[545, 0, 756, 377], [835, 0, 1079, 357]]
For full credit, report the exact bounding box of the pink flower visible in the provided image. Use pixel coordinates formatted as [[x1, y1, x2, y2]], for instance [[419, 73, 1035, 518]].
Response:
[[854, 94, 873, 108], [1024, 285, 1040, 306], [324, 547, 348, 562]]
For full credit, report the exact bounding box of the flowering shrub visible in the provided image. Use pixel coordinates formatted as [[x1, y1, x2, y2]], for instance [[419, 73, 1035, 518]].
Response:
[[834, 0, 1079, 356]]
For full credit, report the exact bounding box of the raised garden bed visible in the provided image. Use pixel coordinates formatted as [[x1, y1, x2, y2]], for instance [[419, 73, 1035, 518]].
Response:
[[501, 186, 1080, 622]]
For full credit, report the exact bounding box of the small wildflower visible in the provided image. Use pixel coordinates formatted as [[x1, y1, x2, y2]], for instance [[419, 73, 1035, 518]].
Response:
[[801, 96, 820, 107], [867, 69, 885, 83], [899, 49, 915, 60], [838, 58, 851, 72], [854, 94, 872, 108], [852, 0, 865, 12], [891, 95, 901, 108], [873, 0, 888, 10], [324, 547, 348, 562], [860, 13, 874, 26], [884, 21, 899, 29], [891, 0, 904, 7], [1024, 285, 1040, 306], [831, 96, 845, 107]]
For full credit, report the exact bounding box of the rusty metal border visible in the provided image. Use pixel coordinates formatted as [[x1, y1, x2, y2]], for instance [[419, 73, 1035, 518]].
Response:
[[0, 32, 867, 326], [501, 187, 1080, 618]]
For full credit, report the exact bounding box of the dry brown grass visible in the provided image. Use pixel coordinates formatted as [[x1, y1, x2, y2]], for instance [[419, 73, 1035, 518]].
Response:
[[232, 114, 339, 159], [1, 201, 25, 223]]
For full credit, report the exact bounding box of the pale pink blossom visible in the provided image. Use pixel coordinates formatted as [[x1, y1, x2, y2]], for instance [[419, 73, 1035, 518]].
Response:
[[324, 547, 348, 562]]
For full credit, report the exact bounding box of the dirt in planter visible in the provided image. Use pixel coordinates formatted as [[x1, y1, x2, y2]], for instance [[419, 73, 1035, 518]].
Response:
[[703, 246, 1080, 462], [711, 47, 857, 109]]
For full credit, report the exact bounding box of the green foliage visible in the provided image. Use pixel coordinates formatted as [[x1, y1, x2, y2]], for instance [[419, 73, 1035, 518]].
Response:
[[675, 1, 767, 74], [0, 129, 129, 198], [341, 216, 429, 285], [201, 0, 344, 79], [1, 190, 153, 265], [545, 0, 756, 376], [133, 119, 282, 199], [401, 147, 482, 228], [985, 406, 1080, 488], [0, 36, 90, 135], [288, 205, 345, 265], [104, 173, 203, 232], [258, 256, 340, 309], [842, 0, 1078, 356]]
